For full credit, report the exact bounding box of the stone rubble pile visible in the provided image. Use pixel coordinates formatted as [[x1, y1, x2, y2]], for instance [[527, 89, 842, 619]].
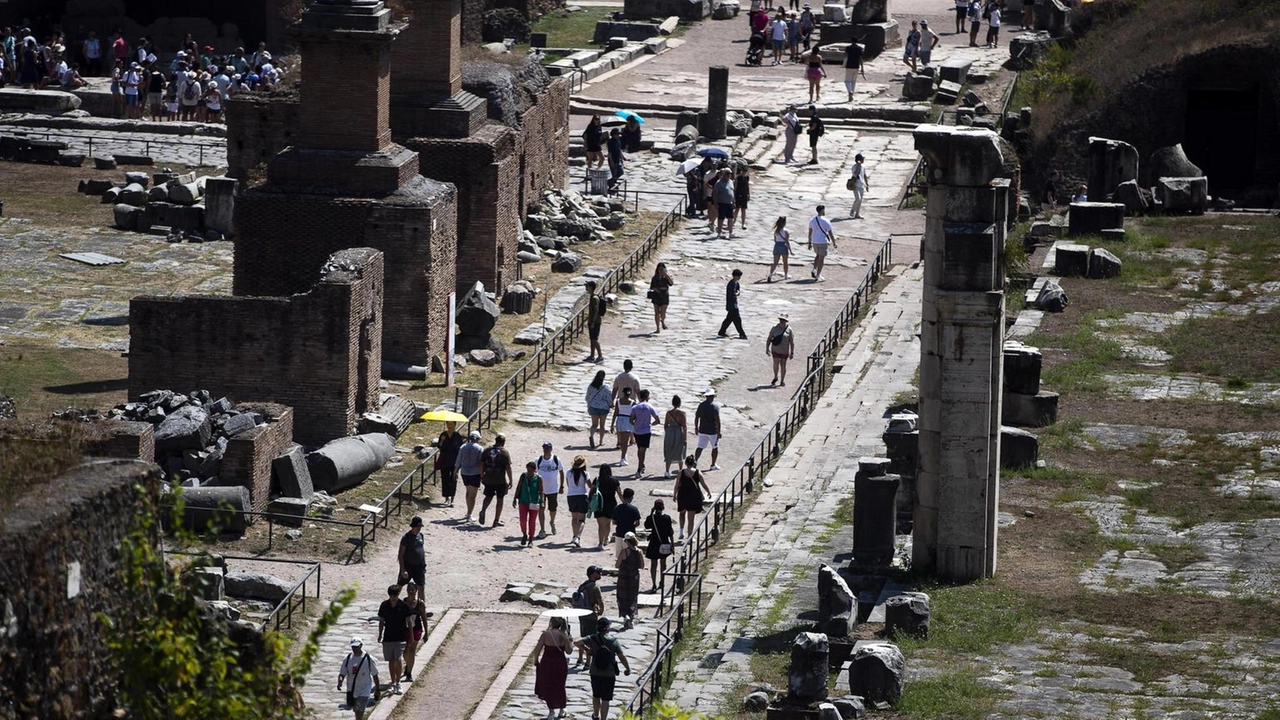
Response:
[[520, 188, 627, 266], [108, 389, 265, 486], [77, 167, 233, 241]]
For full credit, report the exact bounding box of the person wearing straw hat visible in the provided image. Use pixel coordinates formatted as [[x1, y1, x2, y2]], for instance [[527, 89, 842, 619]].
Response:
[[566, 456, 592, 547], [693, 388, 722, 470], [766, 313, 796, 386]]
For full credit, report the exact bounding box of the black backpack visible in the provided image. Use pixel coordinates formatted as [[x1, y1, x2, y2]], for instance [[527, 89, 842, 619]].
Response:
[[571, 580, 593, 610], [591, 634, 618, 672]]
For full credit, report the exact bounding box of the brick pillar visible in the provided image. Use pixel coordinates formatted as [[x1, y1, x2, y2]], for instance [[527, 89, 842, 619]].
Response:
[[292, 0, 400, 152], [393, 0, 462, 97], [912, 125, 1008, 583]]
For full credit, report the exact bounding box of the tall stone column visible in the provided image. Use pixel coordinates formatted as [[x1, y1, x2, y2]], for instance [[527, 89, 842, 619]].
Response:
[[706, 66, 729, 141], [911, 125, 1008, 582]]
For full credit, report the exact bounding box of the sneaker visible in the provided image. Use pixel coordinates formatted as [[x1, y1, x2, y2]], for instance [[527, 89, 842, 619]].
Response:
[[494, 520, 505, 527], [709, 464, 722, 470], [665, 471, 673, 479], [393, 683, 402, 695], [551, 522, 558, 534], [537, 530, 548, 539], [766, 273, 773, 283], [717, 332, 728, 338], [572, 536, 581, 547], [811, 268, 817, 279], [464, 514, 474, 523], [817, 275, 825, 282], [783, 274, 790, 280], [478, 510, 486, 525], [637, 465, 645, 475], [618, 458, 629, 466]]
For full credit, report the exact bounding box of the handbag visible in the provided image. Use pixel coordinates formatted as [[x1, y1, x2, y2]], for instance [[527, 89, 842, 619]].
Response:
[[659, 542, 673, 556], [528, 502, 541, 511], [845, 177, 856, 191], [587, 491, 602, 515], [646, 289, 656, 300]]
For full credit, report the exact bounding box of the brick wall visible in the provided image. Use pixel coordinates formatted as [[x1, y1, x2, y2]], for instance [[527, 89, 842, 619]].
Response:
[[296, 34, 395, 152], [221, 404, 294, 511], [514, 76, 571, 214], [408, 124, 521, 294], [85, 420, 156, 462], [225, 92, 301, 181], [129, 248, 385, 445], [393, 0, 463, 96], [233, 179, 457, 364], [0, 460, 162, 720]]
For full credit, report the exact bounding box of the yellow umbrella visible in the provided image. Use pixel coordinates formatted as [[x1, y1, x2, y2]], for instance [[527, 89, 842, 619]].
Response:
[[419, 410, 470, 423]]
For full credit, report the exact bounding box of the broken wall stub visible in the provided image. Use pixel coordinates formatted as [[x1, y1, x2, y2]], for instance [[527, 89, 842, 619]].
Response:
[[129, 248, 385, 446], [912, 125, 1008, 583]]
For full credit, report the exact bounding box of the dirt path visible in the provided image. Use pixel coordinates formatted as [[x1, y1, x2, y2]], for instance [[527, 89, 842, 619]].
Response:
[[395, 612, 536, 720]]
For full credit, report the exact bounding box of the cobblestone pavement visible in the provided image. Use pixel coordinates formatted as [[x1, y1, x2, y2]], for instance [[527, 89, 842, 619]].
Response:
[[659, 263, 922, 712], [0, 124, 226, 167]]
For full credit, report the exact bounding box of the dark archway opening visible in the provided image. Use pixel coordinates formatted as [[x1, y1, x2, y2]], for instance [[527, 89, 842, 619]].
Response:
[[1184, 86, 1259, 193]]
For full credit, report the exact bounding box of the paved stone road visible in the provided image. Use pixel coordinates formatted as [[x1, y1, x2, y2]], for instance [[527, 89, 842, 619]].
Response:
[[0, 125, 226, 167]]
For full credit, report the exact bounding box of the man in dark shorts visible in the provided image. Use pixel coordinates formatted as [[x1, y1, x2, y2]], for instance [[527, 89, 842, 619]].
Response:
[[478, 433, 514, 527], [458, 431, 484, 523], [577, 616, 632, 720], [586, 280, 605, 363], [377, 584, 414, 695], [397, 516, 426, 588], [629, 389, 660, 476]]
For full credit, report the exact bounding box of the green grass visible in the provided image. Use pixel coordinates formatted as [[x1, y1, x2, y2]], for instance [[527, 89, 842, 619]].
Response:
[[894, 582, 1041, 656], [897, 671, 1003, 719], [1160, 313, 1280, 384], [1030, 312, 1126, 392], [528, 8, 624, 48], [1145, 542, 1208, 572]]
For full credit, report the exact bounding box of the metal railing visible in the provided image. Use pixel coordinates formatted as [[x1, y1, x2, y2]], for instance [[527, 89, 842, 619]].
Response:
[[167, 552, 321, 633], [352, 196, 688, 555], [0, 126, 224, 166], [625, 572, 704, 714], [626, 235, 895, 718]]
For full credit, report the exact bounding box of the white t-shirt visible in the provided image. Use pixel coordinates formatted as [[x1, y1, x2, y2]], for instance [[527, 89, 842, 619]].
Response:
[[340, 651, 379, 698], [851, 163, 868, 190], [989, 8, 1001, 27], [536, 455, 564, 494], [180, 80, 202, 106], [214, 73, 231, 99], [137, 46, 147, 64], [771, 19, 788, 41], [565, 467, 590, 497], [123, 71, 140, 95], [808, 215, 834, 245]]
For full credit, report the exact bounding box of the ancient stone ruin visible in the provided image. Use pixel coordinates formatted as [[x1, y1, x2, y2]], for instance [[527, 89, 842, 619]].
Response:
[[912, 125, 1008, 582]]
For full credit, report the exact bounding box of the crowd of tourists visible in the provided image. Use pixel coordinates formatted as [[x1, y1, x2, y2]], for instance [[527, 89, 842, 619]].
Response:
[[0, 27, 285, 122]]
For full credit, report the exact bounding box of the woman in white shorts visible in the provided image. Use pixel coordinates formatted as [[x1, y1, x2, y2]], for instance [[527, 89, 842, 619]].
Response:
[[610, 387, 636, 467]]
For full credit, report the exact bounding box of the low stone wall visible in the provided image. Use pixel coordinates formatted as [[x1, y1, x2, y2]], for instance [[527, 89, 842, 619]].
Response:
[[0, 459, 162, 720], [221, 404, 295, 511]]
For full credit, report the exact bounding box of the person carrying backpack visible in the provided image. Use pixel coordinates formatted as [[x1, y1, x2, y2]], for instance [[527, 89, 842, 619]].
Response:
[[576, 616, 632, 720], [570, 565, 606, 665], [478, 434, 513, 528]]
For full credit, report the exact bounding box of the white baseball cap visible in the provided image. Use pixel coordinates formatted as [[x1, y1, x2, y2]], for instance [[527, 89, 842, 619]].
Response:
[[349, 636, 363, 647]]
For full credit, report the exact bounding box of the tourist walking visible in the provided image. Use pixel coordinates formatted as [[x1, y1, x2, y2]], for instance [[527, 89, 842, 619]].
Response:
[[1022, 0, 1036, 29], [337, 637, 380, 720], [458, 431, 484, 523], [377, 584, 413, 695], [606, 127, 625, 187], [786, 13, 801, 63], [402, 581, 429, 683], [807, 205, 837, 281], [577, 617, 632, 720], [82, 30, 101, 76], [804, 47, 825, 103], [397, 516, 426, 588], [849, 153, 870, 219], [903, 20, 920, 72], [694, 388, 722, 469], [843, 41, 864, 102], [717, 269, 748, 339], [968, 0, 983, 46], [799, 4, 816, 51], [514, 461, 544, 546], [612, 487, 643, 561], [781, 104, 800, 163], [768, 216, 793, 282], [612, 358, 642, 404], [769, 12, 788, 65], [123, 61, 142, 118], [478, 434, 514, 527], [648, 262, 673, 333], [674, 456, 713, 540], [955, 0, 969, 33], [918, 20, 939, 66], [611, 387, 636, 467], [766, 314, 796, 386], [662, 396, 687, 478], [713, 168, 736, 238], [573, 566, 607, 658], [734, 164, 751, 230], [536, 442, 566, 537], [586, 370, 613, 449], [567, 456, 592, 547], [644, 500, 676, 590], [583, 114, 604, 168], [591, 464, 621, 550], [630, 389, 660, 476], [533, 616, 573, 719], [436, 421, 464, 506], [277, 673, 304, 713], [586, 280, 605, 363], [615, 533, 645, 627], [806, 106, 825, 165]]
